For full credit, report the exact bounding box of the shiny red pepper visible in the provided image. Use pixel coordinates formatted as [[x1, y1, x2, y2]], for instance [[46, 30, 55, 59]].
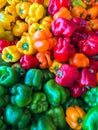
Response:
[[55, 64, 79, 87], [51, 18, 75, 37], [53, 37, 75, 62], [0, 40, 10, 53], [48, 0, 70, 15], [79, 67, 97, 88], [20, 55, 39, 70]]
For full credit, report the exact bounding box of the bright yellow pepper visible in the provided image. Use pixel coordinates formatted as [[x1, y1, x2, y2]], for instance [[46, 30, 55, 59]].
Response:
[[16, 35, 36, 55], [0, 0, 6, 9], [7, 0, 28, 5], [12, 20, 28, 37], [2, 45, 22, 62], [16, 2, 31, 19]]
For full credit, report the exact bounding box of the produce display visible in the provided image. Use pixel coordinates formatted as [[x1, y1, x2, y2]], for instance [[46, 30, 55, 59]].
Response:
[[0, 0, 98, 129]]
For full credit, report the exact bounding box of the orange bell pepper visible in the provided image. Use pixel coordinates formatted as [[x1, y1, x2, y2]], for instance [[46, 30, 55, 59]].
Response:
[[87, 6, 98, 20], [83, 0, 95, 5], [71, 6, 87, 19], [69, 53, 90, 68], [36, 51, 52, 69], [65, 106, 86, 130]]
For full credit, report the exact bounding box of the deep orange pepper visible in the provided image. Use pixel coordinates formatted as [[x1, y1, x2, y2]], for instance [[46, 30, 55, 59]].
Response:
[[69, 53, 90, 68], [36, 51, 52, 69], [71, 6, 87, 19], [65, 106, 86, 130], [83, 0, 95, 5], [87, 6, 98, 20]]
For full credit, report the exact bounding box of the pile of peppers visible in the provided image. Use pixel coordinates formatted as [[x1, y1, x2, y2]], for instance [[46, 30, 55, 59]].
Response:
[[0, 0, 98, 129]]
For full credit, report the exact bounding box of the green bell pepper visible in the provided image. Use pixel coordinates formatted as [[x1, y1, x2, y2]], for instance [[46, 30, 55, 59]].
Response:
[[30, 92, 48, 114], [25, 68, 43, 90], [10, 83, 32, 107], [82, 106, 98, 130], [46, 106, 66, 130], [43, 79, 70, 106], [30, 115, 56, 130], [0, 85, 9, 107], [0, 66, 18, 87], [83, 87, 98, 107], [71, 0, 87, 8], [4, 104, 31, 129], [0, 118, 6, 130]]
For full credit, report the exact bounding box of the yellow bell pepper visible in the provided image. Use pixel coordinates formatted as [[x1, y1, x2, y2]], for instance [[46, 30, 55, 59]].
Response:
[[26, 3, 44, 24], [2, 45, 22, 62], [49, 60, 62, 74], [16, 35, 36, 55], [16, 2, 31, 19], [0, 0, 6, 9], [7, 0, 28, 5], [12, 20, 28, 37]]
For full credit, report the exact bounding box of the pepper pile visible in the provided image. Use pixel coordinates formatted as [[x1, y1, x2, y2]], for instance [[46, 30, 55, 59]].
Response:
[[0, 0, 98, 129]]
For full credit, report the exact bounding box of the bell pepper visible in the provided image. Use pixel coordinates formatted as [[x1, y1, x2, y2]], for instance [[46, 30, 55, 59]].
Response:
[[4, 104, 31, 129], [43, 79, 70, 106], [87, 6, 98, 20], [0, 0, 6, 9], [25, 68, 43, 90], [7, 0, 26, 5], [46, 106, 66, 129], [69, 53, 90, 68], [30, 92, 48, 114], [48, 0, 70, 15], [0, 66, 19, 87], [0, 40, 10, 53], [51, 18, 75, 37], [0, 86, 9, 107], [55, 64, 79, 87], [71, 0, 87, 8], [79, 67, 97, 88], [20, 55, 39, 70], [30, 115, 56, 130], [83, 87, 98, 107], [53, 37, 75, 62], [49, 60, 62, 74], [16, 2, 31, 19], [36, 51, 52, 69], [0, 55, 11, 67], [66, 106, 86, 130], [82, 106, 98, 130], [12, 20, 28, 37], [41, 69, 55, 83], [79, 34, 98, 56], [10, 83, 32, 107], [2, 45, 21, 63], [16, 35, 36, 55]]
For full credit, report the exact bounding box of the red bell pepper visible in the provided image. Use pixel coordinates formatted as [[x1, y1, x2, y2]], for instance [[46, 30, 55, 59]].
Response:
[[51, 18, 75, 37], [55, 64, 79, 87], [20, 55, 39, 70], [53, 37, 75, 62], [48, 0, 70, 15], [79, 67, 97, 88], [0, 40, 10, 53]]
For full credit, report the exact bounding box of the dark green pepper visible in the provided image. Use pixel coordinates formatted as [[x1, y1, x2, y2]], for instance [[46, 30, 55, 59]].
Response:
[[25, 69, 43, 90], [0, 66, 18, 87], [10, 83, 32, 107], [46, 106, 66, 130], [4, 104, 31, 129], [43, 79, 70, 106], [82, 106, 98, 130], [0, 85, 9, 107], [30, 115, 56, 130], [30, 92, 48, 114]]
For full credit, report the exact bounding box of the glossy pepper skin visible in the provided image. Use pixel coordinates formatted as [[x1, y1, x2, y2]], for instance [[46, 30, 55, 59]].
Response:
[[46, 106, 66, 129], [30, 115, 56, 130], [10, 83, 32, 107], [20, 55, 39, 70], [79, 67, 97, 88], [55, 64, 79, 87], [0, 40, 10, 53], [51, 18, 75, 37], [4, 104, 31, 129], [48, 0, 70, 15], [30, 92, 48, 114], [0, 66, 18, 87], [82, 106, 98, 130], [25, 68, 43, 90], [53, 37, 75, 62], [43, 79, 70, 106]]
